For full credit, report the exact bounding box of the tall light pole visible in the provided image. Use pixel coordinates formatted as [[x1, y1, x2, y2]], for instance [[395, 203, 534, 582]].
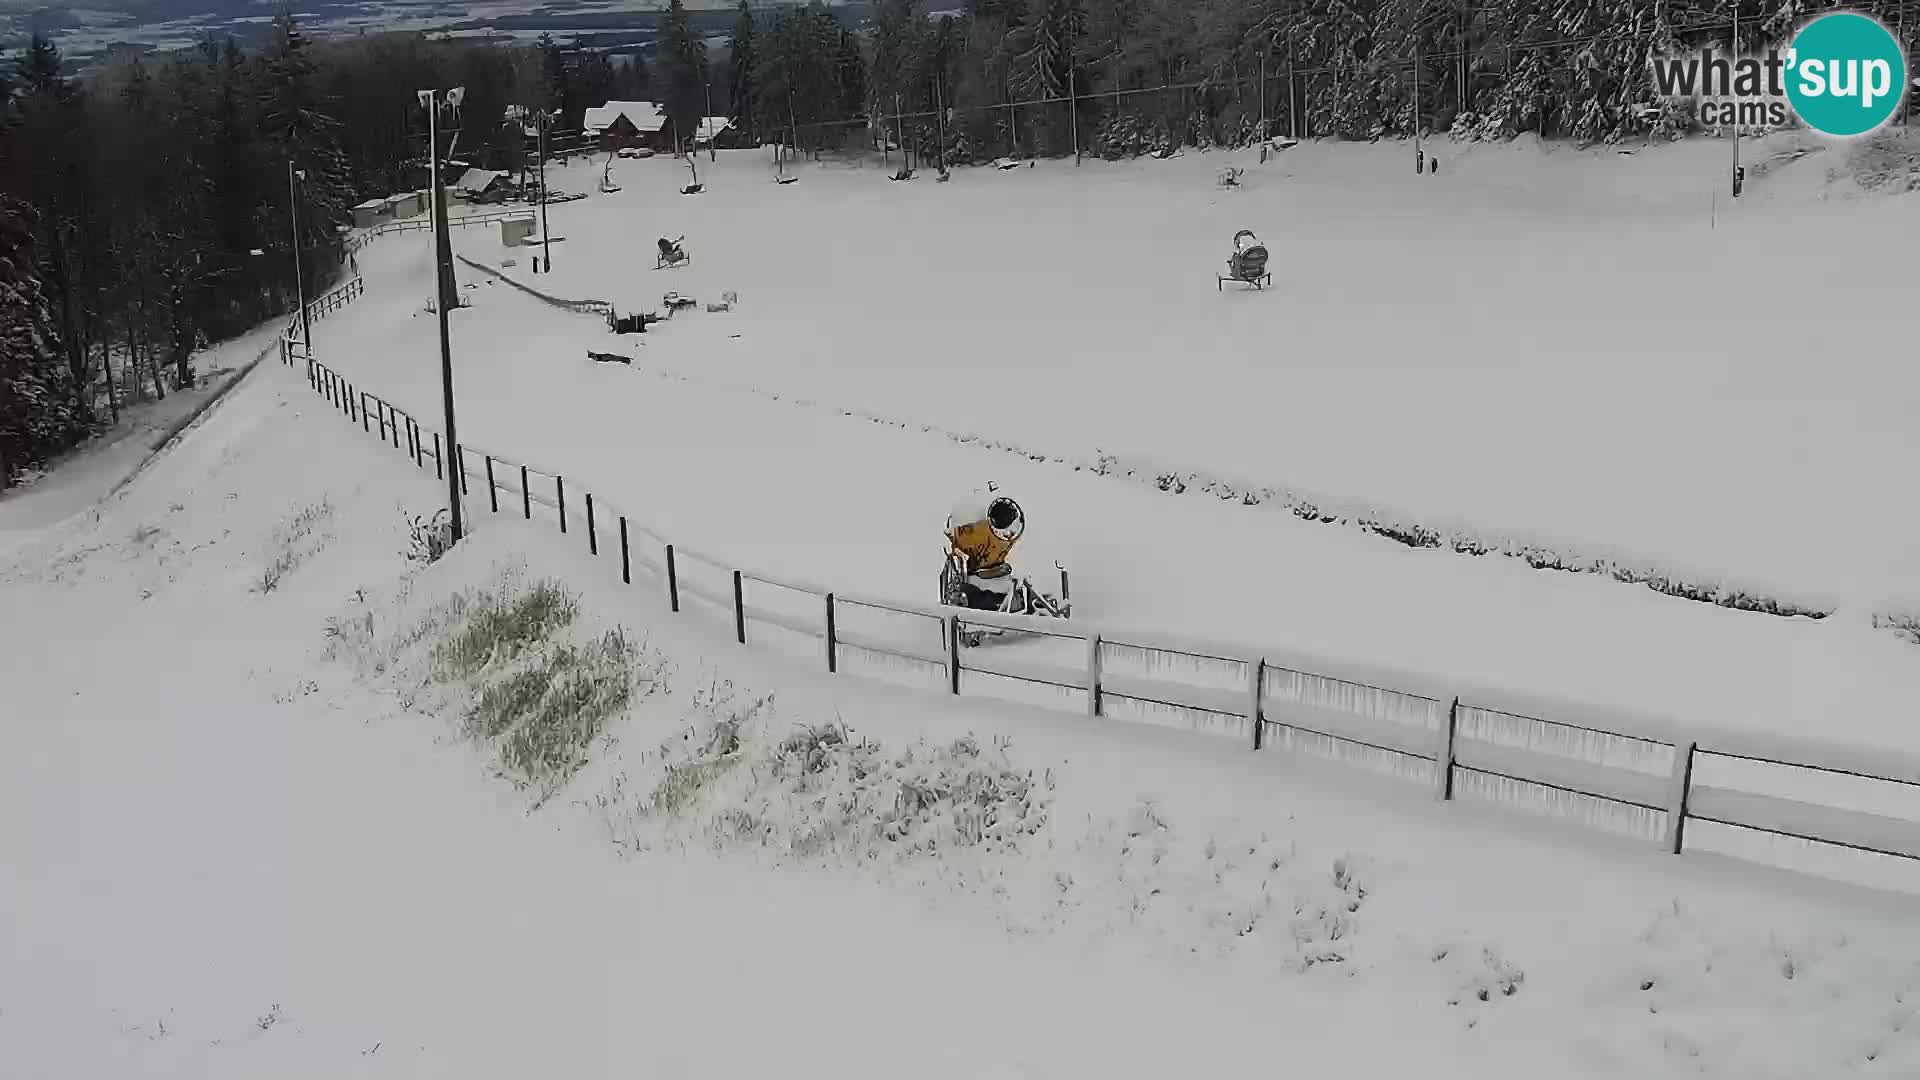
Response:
[[287, 162, 310, 354], [704, 79, 717, 162], [418, 85, 467, 543], [538, 108, 553, 271]]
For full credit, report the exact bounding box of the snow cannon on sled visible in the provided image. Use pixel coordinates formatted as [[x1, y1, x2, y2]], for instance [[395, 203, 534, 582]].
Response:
[[655, 236, 690, 270], [939, 489, 1071, 647], [1218, 229, 1271, 290]]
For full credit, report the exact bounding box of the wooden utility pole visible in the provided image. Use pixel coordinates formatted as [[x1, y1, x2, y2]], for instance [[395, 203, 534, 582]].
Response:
[[1259, 43, 1267, 137], [1069, 66, 1080, 163], [933, 77, 949, 178], [1414, 51, 1423, 173], [1007, 72, 1018, 158], [1287, 38, 1298, 139]]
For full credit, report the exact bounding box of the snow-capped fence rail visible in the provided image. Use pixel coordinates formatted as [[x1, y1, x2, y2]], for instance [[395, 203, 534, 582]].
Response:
[[344, 209, 540, 256], [279, 276, 1920, 896]]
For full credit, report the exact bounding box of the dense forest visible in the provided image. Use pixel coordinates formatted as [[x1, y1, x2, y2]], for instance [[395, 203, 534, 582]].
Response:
[[2, 0, 1915, 486]]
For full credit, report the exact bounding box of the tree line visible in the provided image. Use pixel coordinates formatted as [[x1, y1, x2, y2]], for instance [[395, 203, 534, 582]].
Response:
[[4, 0, 1913, 486]]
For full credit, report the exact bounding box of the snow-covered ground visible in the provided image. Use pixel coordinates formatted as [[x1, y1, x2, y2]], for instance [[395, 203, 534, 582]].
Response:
[[305, 137, 1920, 759], [509, 133, 1920, 616], [0, 319, 284, 553], [7, 325, 1920, 1080]]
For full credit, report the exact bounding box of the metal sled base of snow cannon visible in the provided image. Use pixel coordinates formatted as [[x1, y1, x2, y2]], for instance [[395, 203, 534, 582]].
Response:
[[1217, 270, 1272, 290], [939, 553, 1071, 647]]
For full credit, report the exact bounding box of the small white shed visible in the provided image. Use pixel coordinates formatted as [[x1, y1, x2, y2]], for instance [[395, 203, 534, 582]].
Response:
[[351, 198, 389, 229], [386, 192, 424, 219], [500, 216, 536, 247]]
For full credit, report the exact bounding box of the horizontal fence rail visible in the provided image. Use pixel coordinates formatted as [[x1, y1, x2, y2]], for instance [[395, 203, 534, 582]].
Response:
[[279, 270, 1920, 898]]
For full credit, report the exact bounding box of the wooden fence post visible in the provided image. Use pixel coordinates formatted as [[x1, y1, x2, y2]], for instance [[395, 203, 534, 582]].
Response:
[[1248, 658, 1266, 750], [456, 447, 468, 496], [666, 544, 680, 612], [732, 570, 746, 643], [1086, 634, 1103, 717], [1436, 697, 1460, 800], [585, 493, 597, 554], [556, 476, 567, 533], [359, 392, 370, 433], [520, 465, 531, 519], [485, 457, 498, 513], [432, 433, 444, 480], [619, 517, 631, 583], [1665, 740, 1697, 855], [825, 593, 837, 672]]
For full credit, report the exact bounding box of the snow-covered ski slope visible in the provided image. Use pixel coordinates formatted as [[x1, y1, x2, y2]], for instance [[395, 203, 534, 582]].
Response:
[[475, 131, 1920, 615], [314, 134, 1920, 762], [7, 342, 1920, 1080]]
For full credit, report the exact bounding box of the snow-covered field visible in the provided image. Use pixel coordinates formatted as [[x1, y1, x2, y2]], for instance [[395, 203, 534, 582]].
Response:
[[513, 132, 1920, 615], [308, 135, 1920, 758], [7, 334, 1920, 1080]]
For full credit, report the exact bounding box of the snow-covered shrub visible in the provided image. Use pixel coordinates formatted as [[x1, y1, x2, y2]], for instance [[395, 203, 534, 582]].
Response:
[[1873, 611, 1920, 645], [421, 579, 664, 800], [404, 508, 454, 567], [479, 628, 647, 794], [254, 498, 335, 594], [432, 579, 577, 678], [647, 716, 1052, 864]]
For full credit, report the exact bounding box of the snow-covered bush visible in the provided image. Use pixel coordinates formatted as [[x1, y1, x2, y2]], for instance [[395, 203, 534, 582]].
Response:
[[404, 508, 454, 567], [422, 579, 663, 801], [646, 716, 1052, 863], [475, 628, 646, 793], [432, 579, 576, 677], [254, 498, 335, 594]]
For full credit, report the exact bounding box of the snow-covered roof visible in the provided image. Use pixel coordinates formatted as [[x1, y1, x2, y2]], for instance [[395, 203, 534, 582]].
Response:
[[583, 100, 665, 135], [353, 198, 387, 210], [453, 168, 505, 193], [694, 116, 732, 141]]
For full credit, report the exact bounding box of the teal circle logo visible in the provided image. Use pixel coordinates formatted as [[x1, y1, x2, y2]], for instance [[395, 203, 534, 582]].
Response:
[[1785, 12, 1908, 137]]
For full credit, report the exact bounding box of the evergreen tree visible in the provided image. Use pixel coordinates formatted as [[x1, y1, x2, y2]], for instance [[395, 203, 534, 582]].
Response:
[[869, 0, 926, 120], [259, 15, 350, 238], [10, 35, 93, 433], [837, 28, 867, 122], [727, 0, 759, 140], [656, 0, 711, 149], [0, 198, 71, 487], [538, 33, 571, 114]]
